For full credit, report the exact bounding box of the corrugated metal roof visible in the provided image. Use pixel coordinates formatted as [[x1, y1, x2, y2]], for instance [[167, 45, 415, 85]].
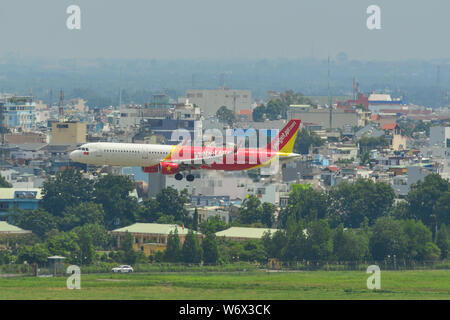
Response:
[[0, 221, 31, 234], [215, 227, 278, 239], [110, 223, 200, 235]]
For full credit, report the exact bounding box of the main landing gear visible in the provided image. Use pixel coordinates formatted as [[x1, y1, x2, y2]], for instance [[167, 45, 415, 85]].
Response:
[[175, 173, 195, 182]]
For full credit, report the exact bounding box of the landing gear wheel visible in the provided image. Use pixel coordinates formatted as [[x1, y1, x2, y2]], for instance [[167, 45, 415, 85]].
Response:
[[175, 173, 183, 181], [186, 174, 195, 182]]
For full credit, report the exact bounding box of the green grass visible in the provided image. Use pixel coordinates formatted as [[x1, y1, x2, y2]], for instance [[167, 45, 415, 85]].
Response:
[[0, 270, 449, 300]]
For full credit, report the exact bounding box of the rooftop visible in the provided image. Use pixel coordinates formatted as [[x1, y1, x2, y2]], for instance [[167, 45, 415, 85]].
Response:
[[215, 227, 278, 239], [0, 221, 31, 234], [0, 188, 42, 200], [110, 223, 200, 235]]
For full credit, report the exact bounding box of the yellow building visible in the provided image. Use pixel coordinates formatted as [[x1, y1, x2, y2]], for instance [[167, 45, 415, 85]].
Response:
[[51, 121, 86, 145], [110, 223, 202, 257]]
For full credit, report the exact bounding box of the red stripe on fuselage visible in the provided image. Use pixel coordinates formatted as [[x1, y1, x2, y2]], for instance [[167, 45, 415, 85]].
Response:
[[167, 146, 278, 171]]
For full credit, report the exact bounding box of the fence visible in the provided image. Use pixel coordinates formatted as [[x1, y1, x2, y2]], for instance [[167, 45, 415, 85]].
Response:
[[271, 260, 450, 271], [0, 260, 448, 276]]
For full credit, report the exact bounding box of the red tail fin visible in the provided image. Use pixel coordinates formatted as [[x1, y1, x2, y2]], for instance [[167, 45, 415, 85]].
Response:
[[265, 119, 301, 153]]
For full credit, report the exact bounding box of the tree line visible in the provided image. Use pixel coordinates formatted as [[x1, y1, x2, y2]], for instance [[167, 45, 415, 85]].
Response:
[[0, 168, 449, 267]]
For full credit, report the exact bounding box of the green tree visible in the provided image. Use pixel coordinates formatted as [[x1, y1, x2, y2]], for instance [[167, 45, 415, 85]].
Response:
[[16, 243, 49, 265], [216, 106, 235, 125], [360, 151, 371, 165], [193, 208, 199, 231], [164, 229, 181, 262], [261, 203, 276, 228], [156, 187, 190, 224], [423, 242, 441, 261], [329, 179, 395, 227], [137, 198, 163, 222], [407, 174, 450, 229], [120, 231, 139, 265], [181, 230, 202, 263], [358, 135, 388, 153], [436, 224, 449, 259], [78, 227, 96, 265], [332, 225, 369, 261], [240, 240, 267, 263], [238, 195, 262, 225], [94, 174, 138, 229], [41, 168, 93, 216], [435, 191, 450, 227], [45, 231, 81, 263], [0, 250, 12, 264], [369, 217, 408, 260], [253, 91, 315, 122], [252, 104, 266, 122], [262, 230, 287, 260], [72, 223, 112, 250], [202, 232, 219, 264], [0, 175, 12, 188], [279, 187, 328, 227], [294, 128, 324, 154], [10, 209, 58, 239], [388, 201, 409, 220], [304, 219, 333, 261], [199, 216, 228, 234], [59, 202, 105, 231], [281, 216, 307, 262], [402, 219, 433, 261]]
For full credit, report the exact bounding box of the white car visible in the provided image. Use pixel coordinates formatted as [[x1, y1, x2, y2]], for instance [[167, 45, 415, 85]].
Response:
[[111, 265, 134, 273]]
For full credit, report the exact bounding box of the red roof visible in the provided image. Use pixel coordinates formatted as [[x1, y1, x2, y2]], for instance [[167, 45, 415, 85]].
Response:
[[238, 109, 252, 115], [382, 123, 398, 130], [327, 166, 339, 172]]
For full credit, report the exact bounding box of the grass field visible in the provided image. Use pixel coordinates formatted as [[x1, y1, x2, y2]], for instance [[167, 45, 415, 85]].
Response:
[[0, 270, 449, 300]]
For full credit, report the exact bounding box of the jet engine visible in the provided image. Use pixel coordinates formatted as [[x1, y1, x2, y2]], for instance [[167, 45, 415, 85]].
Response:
[[158, 162, 179, 175]]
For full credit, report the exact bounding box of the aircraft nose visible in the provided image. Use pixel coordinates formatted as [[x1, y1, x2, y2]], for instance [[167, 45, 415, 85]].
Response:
[[70, 150, 80, 162]]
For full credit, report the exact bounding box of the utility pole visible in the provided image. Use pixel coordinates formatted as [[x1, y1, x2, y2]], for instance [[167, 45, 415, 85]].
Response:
[[58, 89, 64, 122], [437, 65, 441, 108], [118, 66, 122, 110], [328, 55, 333, 129]]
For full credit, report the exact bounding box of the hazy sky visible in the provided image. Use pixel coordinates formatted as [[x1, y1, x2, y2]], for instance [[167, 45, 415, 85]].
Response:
[[0, 0, 448, 61]]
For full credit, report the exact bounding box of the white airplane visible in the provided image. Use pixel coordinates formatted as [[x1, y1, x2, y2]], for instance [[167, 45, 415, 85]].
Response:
[[69, 119, 301, 182]]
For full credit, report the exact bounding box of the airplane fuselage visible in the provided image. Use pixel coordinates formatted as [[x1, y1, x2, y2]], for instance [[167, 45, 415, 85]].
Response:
[[69, 119, 302, 179], [69, 142, 299, 171]]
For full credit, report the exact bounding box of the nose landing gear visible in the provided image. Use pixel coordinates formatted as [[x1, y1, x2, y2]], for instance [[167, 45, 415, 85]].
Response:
[[186, 174, 195, 182]]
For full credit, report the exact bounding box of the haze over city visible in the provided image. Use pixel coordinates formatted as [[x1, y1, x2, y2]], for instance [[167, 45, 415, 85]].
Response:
[[0, 0, 449, 60]]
